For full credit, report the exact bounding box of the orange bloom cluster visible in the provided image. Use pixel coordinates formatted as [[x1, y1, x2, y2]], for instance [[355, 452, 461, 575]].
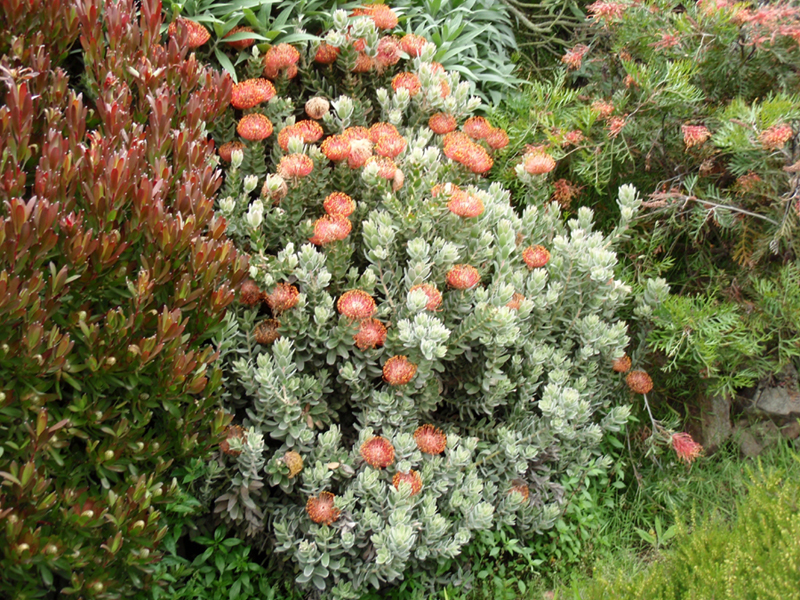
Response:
[[443, 132, 494, 174], [612, 354, 632, 373], [239, 279, 262, 306], [401, 33, 427, 57], [758, 124, 793, 150], [672, 432, 703, 464], [413, 424, 446, 454], [429, 113, 457, 135], [306, 492, 340, 525], [522, 151, 556, 175], [392, 72, 422, 96], [626, 370, 653, 394], [278, 120, 324, 151], [587, 1, 628, 23], [310, 214, 352, 245], [277, 154, 314, 179], [254, 319, 280, 345], [608, 116, 627, 138], [736, 172, 762, 193], [360, 436, 395, 468], [370, 123, 406, 158], [352, 4, 399, 29], [264, 283, 299, 314], [383, 355, 417, 385], [446, 264, 481, 289], [231, 78, 276, 110], [486, 128, 509, 150], [409, 283, 443, 311], [447, 189, 485, 218], [218, 141, 243, 163], [522, 245, 551, 269], [353, 318, 388, 349], [562, 129, 585, 146], [263, 43, 300, 79], [376, 36, 402, 68], [321, 135, 351, 162], [352, 52, 374, 73], [552, 178, 580, 209], [323, 192, 356, 217], [591, 100, 615, 119], [237, 114, 274, 141], [337, 290, 377, 320], [168, 18, 210, 49], [365, 155, 398, 179], [223, 26, 256, 51], [682, 124, 711, 148], [315, 42, 340, 64], [393, 470, 423, 495], [463, 116, 492, 140], [561, 44, 590, 70]]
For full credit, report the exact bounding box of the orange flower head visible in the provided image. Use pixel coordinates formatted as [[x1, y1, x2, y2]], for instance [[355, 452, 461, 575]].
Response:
[[522, 245, 551, 269], [223, 26, 256, 51], [306, 492, 340, 525], [296, 120, 325, 144], [231, 78, 276, 110], [448, 190, 485, 218], [591, 100, 615, 119], [343, 127, 371, 142], [608, 116, 627, 138], [429, 113, 457, 135], [486, 128, 510, 150], [337, 290, 377, 320], [263, 43, 300, 79], [265, 282, 299, 314], [523, 152, 556, 175], [240, 279, 263, 306], [383, 356, 417, 386], [278, 125, 302, 152], [444, 136, 494, 173], [218, 140, 244, 163], [506, 292, 525, 310], [552, 178, 579, 209], [447, 264, 480, 289], [277, 154, 314, 179], [370, 122, 401, 144], [561, 44, 589, 70], [310, 215, 352, 245], [168, 18, 211, 49], [682, 124, 711, 148], [315, 42, 340, 64], [563, 130, 585, 146], [463, 116, 492, 140], [626, 370, 653, 394], [254, 319, 281, 345], [220, 425, 245, 456], [759, 124, 793, 150], [365, 155, 397, 179], [368, 4, 399, 29], [360, 436, 395, 468], [323, 192, 356, 217], [672, 432, 703, 464], [283, 451, 303, 478], [375, 135, 407, 159], [413, 424, 447, 454], [237, 114, 274, 141], [392, 73, 422, 96], [612, 354, 632, 373], [348, 139, 373, 168], [393, 470, 423, 495], [353, 319, 388, 350], [409, 283, 442, 311], [321, 135, 351, 161], [376, 36, 402, 67], [401, 33, 427, 57], [352, 52, 374, 73]]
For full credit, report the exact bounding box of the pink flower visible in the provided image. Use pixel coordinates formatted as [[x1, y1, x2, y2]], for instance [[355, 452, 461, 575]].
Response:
[[587, 1, 628, 24], [759, 124, 793, 150], [561, 44, 590, 70], [672, 432, 703, 464], [682, 124, 711, 149]]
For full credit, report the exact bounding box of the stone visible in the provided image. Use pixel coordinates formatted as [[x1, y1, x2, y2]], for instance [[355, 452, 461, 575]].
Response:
[[780, 420, 800, 440], [754, 362, 800, 419], [736, 420, 781, 458], [696, 393, 732, 451]]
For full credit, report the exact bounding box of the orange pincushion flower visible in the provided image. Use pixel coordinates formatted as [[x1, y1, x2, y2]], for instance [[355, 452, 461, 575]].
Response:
[[283, 451, 303, 478], [626, 370, 653, 394], [348, 139, 373, 169], [612, 354, 632, 373], [353, 319, 388, 349], [506, 292, 525, 310], [323, 192, 356, 217], [486, 128, 509, 150], [522, 245, 551, 269], [362, 4, 399, 29], [223, 26, 256, 51], [365, 155, 397, 179], [393, 470, 423, 495], [383, 356, 417, 386], [296, 120, 325, 143], [392, 73, 422, 96], [672, 432, 703, 464], [509, 484, 530, 501], [231, 78, 276, 110], [343, 127, 371, 142], [278, 154, 314, 179], [263, 43, 300, 79], [306, 492, 340, 525], [352, 52, 374, 73], [401, 33, 427, 57], [240, 279, 262, 306], [429, 113, 457, 135], [310, 215, 352, 245], [370, 122, 401, 144], [218, 141, 244, 163], [463, 116, 492, 140], [523, 152, 556, 175], [409, 283, 442, 311], [315, 42, 340, 64], [376, 36, 402, 67], [360, 436, 395, 468], [446, 264, 480, 289], [168, 18, 211, 49], [759, 124, 793, 150], [413, 424, 447, 454], [220, 425, 245, 456], [682, 124, 711, 148], [237, 114, 274, 141], [254, 319, 281, 345], [448, 190, 485, 218], [337, 290, 377, 319], [264, 283, 299, 314], [444, 136, 494, 174], [375, 135, 407, 159], [278, 126, 302, 152], [321, 135, 351, 161]]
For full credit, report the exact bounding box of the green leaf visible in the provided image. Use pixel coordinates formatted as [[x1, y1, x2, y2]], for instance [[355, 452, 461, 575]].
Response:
[[214, 48, 238, 83]]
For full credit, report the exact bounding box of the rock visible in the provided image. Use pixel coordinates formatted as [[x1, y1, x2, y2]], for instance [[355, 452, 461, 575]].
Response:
[[736, 420, 781, 458], [696, 393, 732, 451], [738, 430, 763, 457], [754, 362, 800, 419], [780, 420, 800, 440]]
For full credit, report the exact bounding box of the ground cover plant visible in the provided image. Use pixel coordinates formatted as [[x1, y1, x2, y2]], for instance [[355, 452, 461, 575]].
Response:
[[0, 0, 248, 596]]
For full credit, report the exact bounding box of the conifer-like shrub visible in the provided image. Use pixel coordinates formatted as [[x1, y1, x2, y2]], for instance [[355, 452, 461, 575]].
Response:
[[0, 0, 247, 596], [196, 5, 657, 596]]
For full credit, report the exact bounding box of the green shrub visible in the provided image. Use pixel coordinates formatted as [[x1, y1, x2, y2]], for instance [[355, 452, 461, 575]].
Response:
[[0, 0, 247, 596]]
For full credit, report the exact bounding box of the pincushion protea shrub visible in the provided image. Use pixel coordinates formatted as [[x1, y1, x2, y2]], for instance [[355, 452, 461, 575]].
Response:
[[199, 5, 656, 597], [0, 0, 247, 596]]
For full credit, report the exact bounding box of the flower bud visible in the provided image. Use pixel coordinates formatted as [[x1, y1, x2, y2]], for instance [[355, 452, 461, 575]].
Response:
[[219, 196, 236, 214], [246, 200, 264, 229], [243, 175, 259, 193], [104, 450, 114, 460], [231, 148, 244, 168], [305, 97, 330, 120]]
